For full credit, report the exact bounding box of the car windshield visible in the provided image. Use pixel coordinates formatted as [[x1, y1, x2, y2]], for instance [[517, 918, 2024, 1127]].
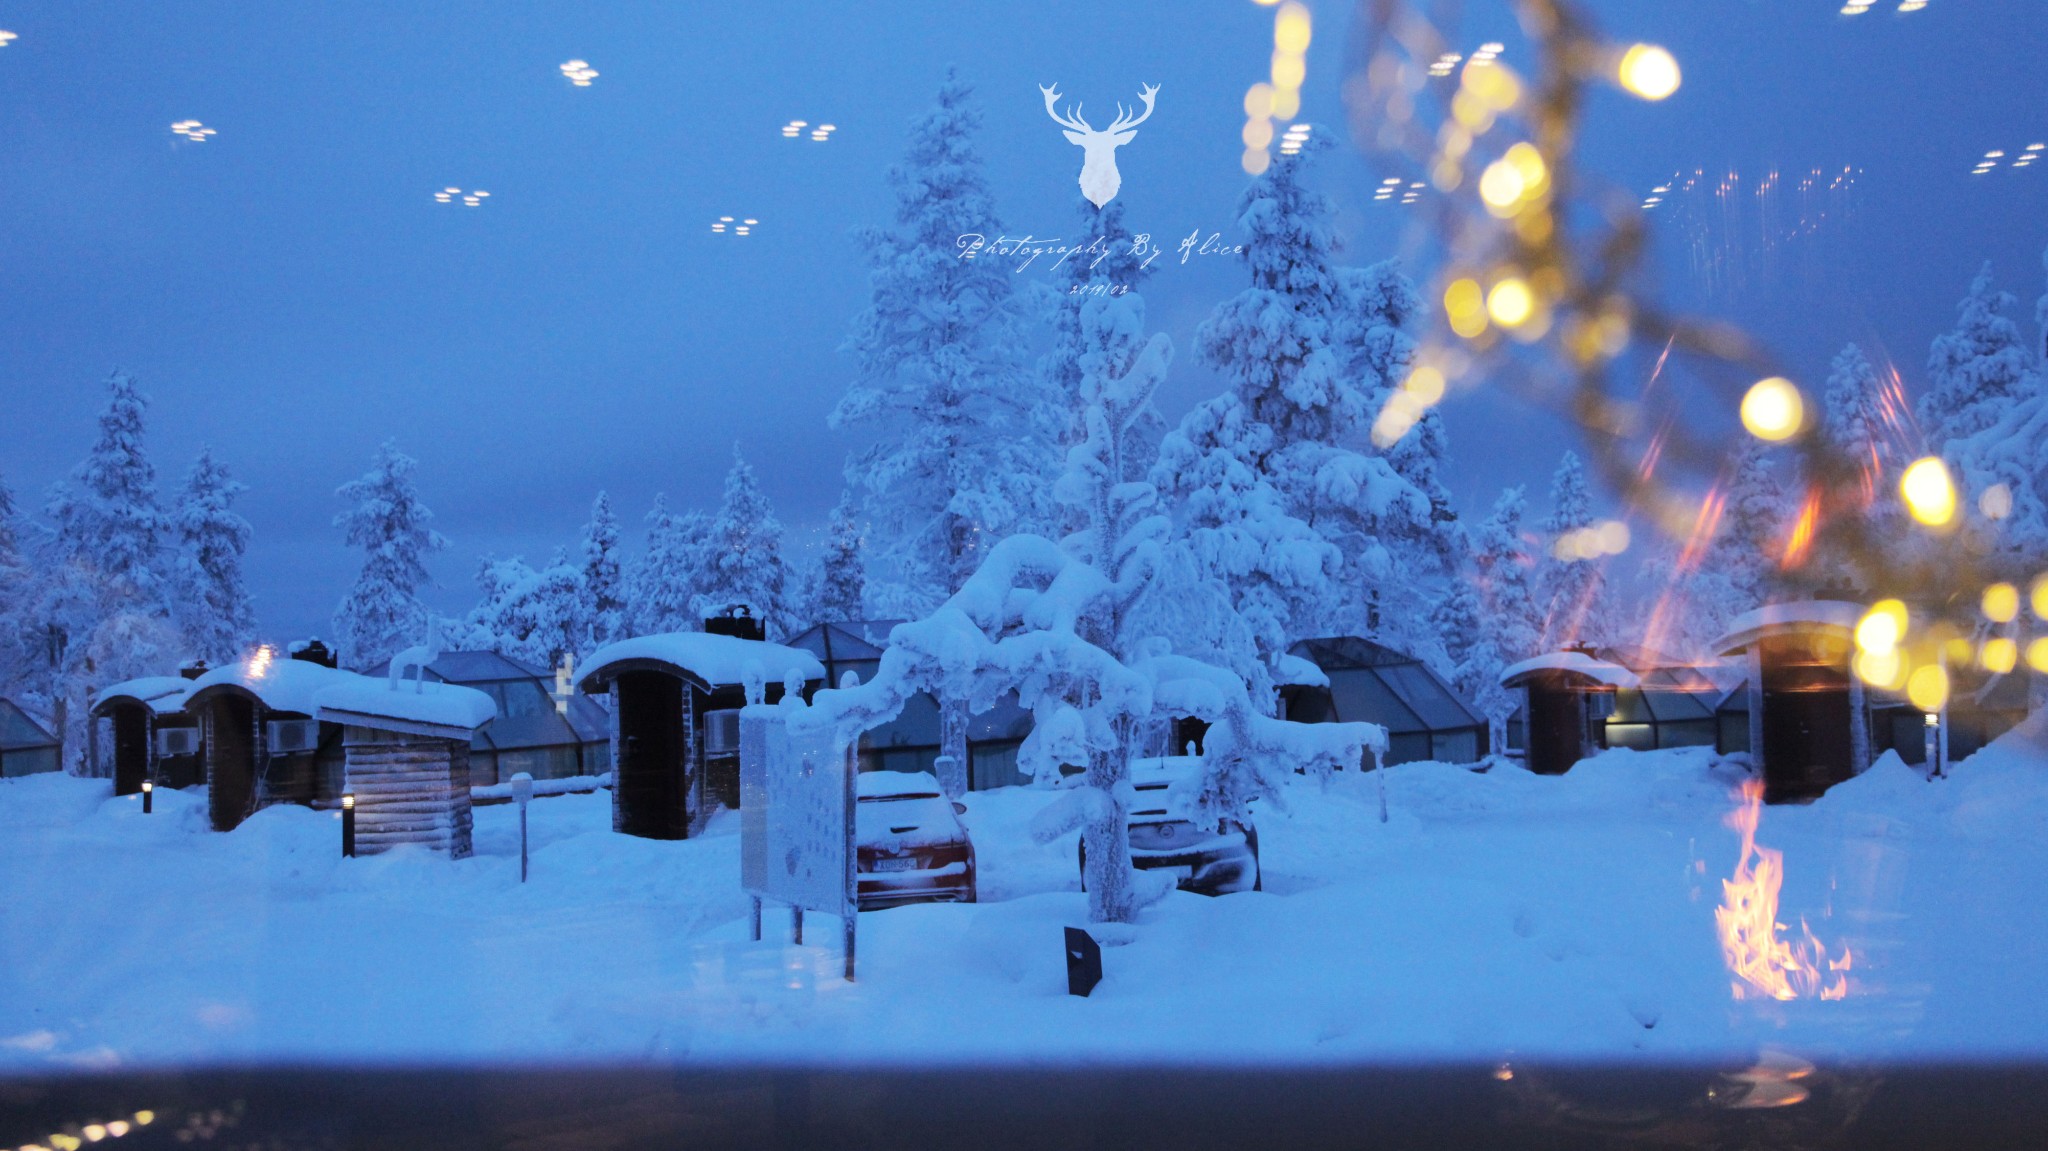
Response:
[[5, 3, 2047, 1147]]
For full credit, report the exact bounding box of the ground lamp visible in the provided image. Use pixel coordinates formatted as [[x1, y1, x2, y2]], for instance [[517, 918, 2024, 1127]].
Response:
[[511, 771, 534, 882], [342, 793, 356, 857], [1924, 712, 1943, 779], [140, 780, 152, 814]]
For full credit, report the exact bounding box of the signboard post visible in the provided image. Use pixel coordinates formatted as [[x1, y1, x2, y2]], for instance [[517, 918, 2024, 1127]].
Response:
[[740, 705, 857, 981]]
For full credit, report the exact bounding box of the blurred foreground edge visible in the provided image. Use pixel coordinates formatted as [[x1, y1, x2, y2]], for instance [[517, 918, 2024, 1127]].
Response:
[[5, 1062, 2048, 1150]]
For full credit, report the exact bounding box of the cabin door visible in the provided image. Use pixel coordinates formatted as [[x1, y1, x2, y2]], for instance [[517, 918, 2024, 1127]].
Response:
[[206, 696, 258, 831], [616, 671, 688, 839]]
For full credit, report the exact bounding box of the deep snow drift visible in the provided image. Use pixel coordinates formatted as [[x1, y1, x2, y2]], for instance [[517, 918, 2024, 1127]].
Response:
[[4, 725, 2047, 1071]]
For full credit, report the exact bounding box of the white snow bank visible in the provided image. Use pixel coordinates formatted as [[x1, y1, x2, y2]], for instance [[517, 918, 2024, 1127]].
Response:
[[579, 632, 824, 690], [1715, 599, 1864, 655], [1499, 651, 1641, 690], [91, 676, 196, 714], [187, 656, 354, 716], [9, 730, 2048, 1070], [471, 773, 611, 801], [312, 677, 497, 734]]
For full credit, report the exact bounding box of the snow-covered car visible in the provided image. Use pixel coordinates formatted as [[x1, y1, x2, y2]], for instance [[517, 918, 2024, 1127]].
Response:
[[856, 770, 977, 910], [1080, 757, 1261, 896]]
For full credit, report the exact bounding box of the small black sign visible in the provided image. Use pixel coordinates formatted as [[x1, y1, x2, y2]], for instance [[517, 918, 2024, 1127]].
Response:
[[1064, 927, 1102, 997]]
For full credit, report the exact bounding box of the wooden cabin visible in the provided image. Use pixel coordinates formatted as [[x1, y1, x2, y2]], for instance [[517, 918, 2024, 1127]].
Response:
[[784, 620, 1036, 790], [0, 699, 60, 778], [577, 629, 825, 839], [1714, 601, 1870, 803], [1280, 637, 1488, 766], [90, 672, 205, 795], [1500, 647, 1720, 775], [184, 646, 351, 831], [314, 676, 496, 858]]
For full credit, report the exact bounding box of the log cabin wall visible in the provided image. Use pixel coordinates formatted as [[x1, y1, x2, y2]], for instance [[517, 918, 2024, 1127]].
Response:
[[342, 728, 474, 859]]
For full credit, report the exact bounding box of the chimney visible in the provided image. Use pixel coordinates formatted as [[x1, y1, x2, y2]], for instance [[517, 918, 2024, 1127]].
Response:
[[704, 604, 765, 642], [290, 638, 338, 668], [178, 659, 209, 681]]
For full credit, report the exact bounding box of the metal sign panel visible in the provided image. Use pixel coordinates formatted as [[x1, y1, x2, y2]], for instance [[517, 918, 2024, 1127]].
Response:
[[739, 707, 851, 918]]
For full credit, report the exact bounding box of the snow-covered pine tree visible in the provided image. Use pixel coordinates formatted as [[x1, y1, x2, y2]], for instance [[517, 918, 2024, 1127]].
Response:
[[629, 495, 710, 636], [694, 445, 793, 638], [1156, 139, 1427, 680], [812, 491, 867, 624], [1713, 440, 1790, 604], [793, 293, 1380, 924], [331, 440, 448, 670], [1041, 197, 1163, 465], [1921, 263, 2033, 453], [38, 371, 182, 771], [1817, 342, 1909, 584], [1945, 246, 2048, 602], [579, 491, 626, 650], [1534, 451, 1606, 650], [1339, 258, 1460, 667], [0, 475, 32, 695], [169, 447, 256, 666], [836, 69, 1063, 613], [461, 551, 587, 668], [1450, 487, 1544, 745]]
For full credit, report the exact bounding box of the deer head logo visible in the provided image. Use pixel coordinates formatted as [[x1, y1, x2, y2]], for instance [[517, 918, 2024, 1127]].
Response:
[[1039, 83, 1158, 208]]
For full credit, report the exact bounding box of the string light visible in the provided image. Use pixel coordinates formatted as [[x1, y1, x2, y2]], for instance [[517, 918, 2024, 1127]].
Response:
[[1982, 583, 2020, 624], [1617, 44, 1681, 100], [1900, 456, 1957, 527], [1740, 377, 1806, 442]]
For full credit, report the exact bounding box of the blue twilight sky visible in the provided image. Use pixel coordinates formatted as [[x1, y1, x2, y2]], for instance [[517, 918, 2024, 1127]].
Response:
[[1, 1, 2044, 643]]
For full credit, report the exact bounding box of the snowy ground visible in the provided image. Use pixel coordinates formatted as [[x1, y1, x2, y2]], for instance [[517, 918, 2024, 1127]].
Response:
[[5, 722, 2047, 1072]]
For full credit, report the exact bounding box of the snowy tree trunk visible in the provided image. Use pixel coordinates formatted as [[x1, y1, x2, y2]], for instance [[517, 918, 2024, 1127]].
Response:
[[939, 698, 968, 798], [1083, 727, 1137, 924]]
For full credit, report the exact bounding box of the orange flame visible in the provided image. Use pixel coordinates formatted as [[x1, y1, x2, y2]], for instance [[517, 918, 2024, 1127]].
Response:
[[1778, 487, 1821, 571], [1715, 779, 1852, 1001]]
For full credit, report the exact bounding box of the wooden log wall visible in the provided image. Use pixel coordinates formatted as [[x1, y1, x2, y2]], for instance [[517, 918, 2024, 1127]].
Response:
[[344, 733, 473, 859]]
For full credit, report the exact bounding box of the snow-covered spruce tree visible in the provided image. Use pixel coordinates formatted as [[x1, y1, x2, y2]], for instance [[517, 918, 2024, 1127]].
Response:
[[169, 447, 256, 666], [1945, 249, 2048, 604], [1040, 197, 1163, 466], [811, 491, 867, 624], [331, 440, 447, 670], [1533, 451, 1606, 650], [1339, 258, 1459, 668], [694, 445, 793, 638], [1921, 263, 2034, 454], [835, 69, 1063, 614], [0, 475, 34, 696], [1156, 140, 1427, 682], [38, 371, 182, 771], [628, 495, 711, 636], [1712, 440, 1790, 605], [580, 491, 627, 651], [461, 551, 587, 668], [1817, 342, 1907, 584], [1446, 487, 1544, 746], [793, 300, 1380, 923]]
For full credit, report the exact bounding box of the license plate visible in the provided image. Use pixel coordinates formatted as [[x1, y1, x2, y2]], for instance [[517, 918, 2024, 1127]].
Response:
[[872, 857, 917, 873]]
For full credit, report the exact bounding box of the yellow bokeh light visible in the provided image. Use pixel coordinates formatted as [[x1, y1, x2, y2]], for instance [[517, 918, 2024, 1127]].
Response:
[[1982, 637, 2018, 674], [1854, 648, 1905, 690], [1504, 142, 1548, 195], [1983, 582, 2020, 623], [1242, 147, 1271, 176], [1486, 278, 1535, 327], [1274, 2, 1312, 53], [1244, 83, 1275, 120], [1900, 456, 1957, 527], [1271, 86, 1300, 120], [1856, 599, 1908, 654], [1618, 44, 1681, 100], [1404, 365, 1446, 405], [1478, 159, 1526, 216], [2028, 637, 2048, 674], [1739, 377, 1805, 442], [1980, 482, 2013, 520], [1460, 60, 1521, 110], [1444, 278, 1487, 337], [1243, 119, 1274, 148], [1271, 51, 1306, 89], [1905, 663, 1950, 713], [2032, 573, 2048, 620]]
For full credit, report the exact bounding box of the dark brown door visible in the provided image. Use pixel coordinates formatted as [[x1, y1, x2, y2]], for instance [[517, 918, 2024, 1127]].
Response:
[[1526, 682, 1584, 775], [1760, 688, 1853, 802], [111, 706, 148, 795], [207, 696, 257, 831], [616, 671, 687, 839]]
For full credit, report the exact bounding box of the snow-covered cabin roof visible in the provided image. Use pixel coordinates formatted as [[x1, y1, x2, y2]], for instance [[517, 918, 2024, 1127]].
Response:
[[0, 698, 57, 752], [1499, 652, 1642, 691], [313, 677, 497, 740], [1714, 600, 1865, 656], [91, 676, 197, 716], [577, 632, 825, 694], [361, 649, 609, 753], [187, 655, 356, 716]]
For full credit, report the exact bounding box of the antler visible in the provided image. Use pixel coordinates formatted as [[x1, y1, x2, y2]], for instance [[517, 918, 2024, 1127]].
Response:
[[1107, 83, 1159, 133], [1039, 84, 1095, 132]]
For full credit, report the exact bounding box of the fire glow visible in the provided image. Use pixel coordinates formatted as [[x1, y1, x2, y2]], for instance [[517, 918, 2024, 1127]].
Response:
[[1716, 780, 1851, 1001]]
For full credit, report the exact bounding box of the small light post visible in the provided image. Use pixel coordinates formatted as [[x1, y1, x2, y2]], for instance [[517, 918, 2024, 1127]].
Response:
[[342, 792, 356, 857], [511, 771, 534, 882], [1924, 712, 1942, 779], [141, 779, 153, 814]]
